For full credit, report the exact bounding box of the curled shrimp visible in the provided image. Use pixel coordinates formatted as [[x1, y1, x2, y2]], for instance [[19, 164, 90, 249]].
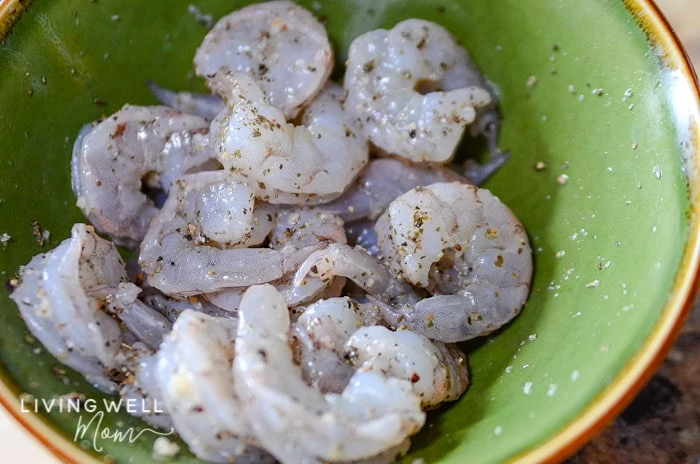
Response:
[[292, 297, 363, 394], [194, 1, 332, 119], [9, 224, 126, 391], [139, 171, 317, 297], [344, 19, 492, 163], [209, 73, 368, 204], [234, 284, 425, 463], [344, 326, 469, 409], [71, 105, 212, 248], [295, 183, 533, 342], [155, 310, 274, 463]]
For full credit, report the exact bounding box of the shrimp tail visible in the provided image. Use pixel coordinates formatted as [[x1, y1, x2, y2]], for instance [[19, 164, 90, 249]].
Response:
[[146, 79, 224, 121]]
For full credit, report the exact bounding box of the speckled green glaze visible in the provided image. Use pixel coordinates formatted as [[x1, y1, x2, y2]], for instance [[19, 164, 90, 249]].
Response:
[[0, 1, 693, 463]]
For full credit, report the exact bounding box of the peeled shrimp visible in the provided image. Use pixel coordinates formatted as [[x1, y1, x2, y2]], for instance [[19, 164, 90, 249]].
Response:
[[345, 19, 492, 162], [293, 297, 362, 393], [9, 224, 126, 391], [344, 326, 469, 409], [155, 310, 274, 463], [203, 206, 347, 312], [119, 345, 174, 430], [295, 183, 533, 342], [293, 295, 468, 408], [194, 0, 332, 119], [71, 105, 212, 248], [234, 285, 425, 463], [90, 283, 172, 351], [139, 171, 308, 297], [209, 73, 368, 204]]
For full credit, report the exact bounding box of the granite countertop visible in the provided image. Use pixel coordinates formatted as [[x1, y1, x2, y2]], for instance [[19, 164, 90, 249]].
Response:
[[570, 1, 700, 462]]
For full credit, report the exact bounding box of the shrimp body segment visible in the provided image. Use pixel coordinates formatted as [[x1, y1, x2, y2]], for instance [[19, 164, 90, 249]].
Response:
[[210, 74, 368, 205], [345, 19, 492, 162], [71, 105, 211, 248], [234, 285, 425, 463], [156, 310, 274, 463], [9, 224, 126, 391], [195, 0, 332, 119], [345, 326, 469, 409], [296, 183, 532, 343], [375, 182, 533, 341], [139, 171, 290, 297]]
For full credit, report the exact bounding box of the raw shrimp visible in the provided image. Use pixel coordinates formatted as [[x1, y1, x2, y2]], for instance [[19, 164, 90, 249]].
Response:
[[203, 206, 347, 311], [345, 218, 382, 257], [293, 297, 363, 393], [345, 19, 492, 162], [293, 295, 468, 407], [209, 73, 368, 204], [194, 0, 332, 119], [139, 171, 317, 296], [295, 183, 533, 342], [344, 326, 469, 409], [155, 310, 274, 463], [71, 105, 212, 248], [9, 224, 126, 392], [141, 289, 236, 322], [320, 158, 466, 222], [234, 285, 425, 463], [119, 344, 174, 430], [90, 283, 172, 351]]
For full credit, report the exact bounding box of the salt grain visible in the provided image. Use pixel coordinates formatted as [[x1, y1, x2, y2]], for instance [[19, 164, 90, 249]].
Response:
[[153, 437, 180, 458]]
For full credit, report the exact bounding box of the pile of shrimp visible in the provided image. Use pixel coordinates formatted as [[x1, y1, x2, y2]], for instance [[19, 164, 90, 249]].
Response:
[[10, 2, 532, 462]]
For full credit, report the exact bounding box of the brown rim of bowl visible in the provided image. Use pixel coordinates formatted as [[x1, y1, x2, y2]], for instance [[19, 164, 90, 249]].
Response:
[[0, 0, 32, 41], [0, 0, 699, 463]]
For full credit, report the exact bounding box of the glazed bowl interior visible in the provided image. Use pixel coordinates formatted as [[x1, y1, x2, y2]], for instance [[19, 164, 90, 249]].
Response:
[[0, 0, 698, 463]]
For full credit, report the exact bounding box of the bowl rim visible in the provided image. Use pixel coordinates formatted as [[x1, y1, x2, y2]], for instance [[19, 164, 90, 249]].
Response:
[[512, 1, 700, 461], [0, 0, 698, 463]]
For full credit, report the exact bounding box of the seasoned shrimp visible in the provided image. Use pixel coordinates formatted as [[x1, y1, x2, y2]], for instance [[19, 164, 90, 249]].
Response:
[[209, 73, 368, 204], [293, 295, 468, 407], [9, 224, 126, 392], [141, 289, 236, 322], [194, 1, 332, 119], [155, 310, 274, 463], [293, 297, 362, 393], [295, 183, 533, 342], [320, 158, 466, 222], [90, 282, 172, 351], [345, 19, 492, 162], [71, 105, 212, 248], [119, 345, 174, 430], [140, 171, 316, 297], [344, 326, 469, 409], [234, 285, 425, 463], [203, 206, 347, 312]]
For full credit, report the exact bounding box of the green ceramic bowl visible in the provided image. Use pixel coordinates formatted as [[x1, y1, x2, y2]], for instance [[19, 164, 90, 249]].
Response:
[[0, 0, 698, 462]]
